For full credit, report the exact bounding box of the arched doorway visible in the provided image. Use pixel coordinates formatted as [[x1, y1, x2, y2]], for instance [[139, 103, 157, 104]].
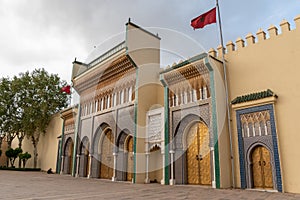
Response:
[[64, 138, 74, 174], [79, 137, 90, 177], [186, 122, 211, 185], [100, 129, 114, 179], [125, 135, 134, 182], [149, 145, 163, 183], [251, 145, 273, 189]]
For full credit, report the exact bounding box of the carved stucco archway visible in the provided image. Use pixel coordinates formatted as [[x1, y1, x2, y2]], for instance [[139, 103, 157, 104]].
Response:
[[173, 114, 213, 185]]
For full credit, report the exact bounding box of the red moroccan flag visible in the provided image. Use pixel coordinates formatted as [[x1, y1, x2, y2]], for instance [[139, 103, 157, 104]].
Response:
[[61, 85, 71, 94], [191, 7, 217, 29]]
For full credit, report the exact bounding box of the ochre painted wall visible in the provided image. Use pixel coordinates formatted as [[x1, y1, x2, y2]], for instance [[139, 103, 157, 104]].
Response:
[[10, 113, 62, 171], [212, 17, 300, 193]]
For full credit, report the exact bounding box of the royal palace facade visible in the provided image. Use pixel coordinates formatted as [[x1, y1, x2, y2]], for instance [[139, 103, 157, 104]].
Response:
[[8, 15, 300, 194]]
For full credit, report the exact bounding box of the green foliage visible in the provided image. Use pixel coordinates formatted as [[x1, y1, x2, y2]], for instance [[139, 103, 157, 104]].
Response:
[[19, 152, 31, 160], [0, 78, 20, 148], [5, 148, 23, 167], [19, 152, 32, 168], [15, 69, 68, 135], [18, 69, 69, 168], [0, 68, 69, 168]]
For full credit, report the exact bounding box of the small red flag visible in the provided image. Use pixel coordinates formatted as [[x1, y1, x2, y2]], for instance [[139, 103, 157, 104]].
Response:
[[61, 85, 71, 94], [191, 7, 217, 29]]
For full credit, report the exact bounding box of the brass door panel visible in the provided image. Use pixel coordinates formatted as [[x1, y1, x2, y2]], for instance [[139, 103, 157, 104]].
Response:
[[251, 146, 273, 189], [187, 126, 199, 184], [252, 147, 263, 188], [187, 122, 211, 185], [100, 131, 114, 179], [68, 143, 74, 174], [199, 122, 211, 185], [126, 136, 134, 181], [261, 147, 273, 189]]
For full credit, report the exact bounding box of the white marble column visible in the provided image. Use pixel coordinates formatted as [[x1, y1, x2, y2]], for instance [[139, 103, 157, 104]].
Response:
[[247, 126, 250, 137], [180, 91, 184, 105], [97, 99, 101, 112], [161, 151, 165, 185], [76, 154, 80, 177], [125, 88, 128, 103], [87, 154, 92, 179], [95, 100, 98, 112], [60, 155, 64, 174], [107, 95, 110, 108], [203, 86, 207, 99], [264, 124, 268, 135], [169, 150, 176, 185], [189, 90, 193, 103], [172, 95, 175, 107], [199, 88, 203, 100], [193, 89, 197, 102], [112, 152, 118, 181], [183, 91, 188, 105], [129, 86, 133, 102], [258, 126, 262, 136], [145, 152, 150, 183], [211, 147, 216, 188]]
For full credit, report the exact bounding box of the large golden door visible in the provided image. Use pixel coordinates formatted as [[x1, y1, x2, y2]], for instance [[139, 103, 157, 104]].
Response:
[[251, 146, 273, 189], [100, 131, 114, 179], [126, 136, 134, 181], [68, 142, 74, 174], [186, 122, 211, 185]]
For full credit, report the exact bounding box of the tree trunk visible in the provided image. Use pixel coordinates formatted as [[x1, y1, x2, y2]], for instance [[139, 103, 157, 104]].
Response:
[[7, 140, 12, 149], [33, 143, 38, 168], [18, 157, 21, 168], [6, 140, 12, 167], [31, 134, 40, 169], [18, 138, 23, 168]]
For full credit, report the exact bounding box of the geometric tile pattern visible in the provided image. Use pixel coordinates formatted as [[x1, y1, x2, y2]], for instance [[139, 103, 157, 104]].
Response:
[[236, 104, 282, 192]]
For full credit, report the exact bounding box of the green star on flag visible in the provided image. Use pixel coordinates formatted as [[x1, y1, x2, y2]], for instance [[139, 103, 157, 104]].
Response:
[[191, 7, 217, 29]]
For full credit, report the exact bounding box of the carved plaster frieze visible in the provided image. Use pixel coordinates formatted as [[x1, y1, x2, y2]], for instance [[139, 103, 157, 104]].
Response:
[[73, 55, 136, 94]]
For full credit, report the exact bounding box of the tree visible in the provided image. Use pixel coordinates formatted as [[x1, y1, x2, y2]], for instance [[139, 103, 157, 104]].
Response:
[[0, 77, 23, 166], [12, 76, 27, 167], [18, 69, 69, 168], [5, 148, 22, 167], [19, 152, 31, 168], [0, 78, 20, 149]]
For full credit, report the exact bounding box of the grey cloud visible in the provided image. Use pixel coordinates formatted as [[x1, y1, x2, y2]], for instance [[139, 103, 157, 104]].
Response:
[[0, 0, 299, 82]]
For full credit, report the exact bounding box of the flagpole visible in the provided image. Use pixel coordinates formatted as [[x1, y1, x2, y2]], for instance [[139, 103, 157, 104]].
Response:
[[215, 0, 235, 188]]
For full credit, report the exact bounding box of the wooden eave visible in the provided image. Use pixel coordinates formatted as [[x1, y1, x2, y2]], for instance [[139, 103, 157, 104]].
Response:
[[73, 53, 136, 94], [162, 59, 209, 86]]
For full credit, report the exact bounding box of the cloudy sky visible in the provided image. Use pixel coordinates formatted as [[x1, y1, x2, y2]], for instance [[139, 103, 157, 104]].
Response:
[[0, 0, 299, 83]]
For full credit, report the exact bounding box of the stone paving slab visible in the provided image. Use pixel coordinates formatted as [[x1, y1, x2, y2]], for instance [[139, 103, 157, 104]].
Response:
[[0, 171, 300, 200]]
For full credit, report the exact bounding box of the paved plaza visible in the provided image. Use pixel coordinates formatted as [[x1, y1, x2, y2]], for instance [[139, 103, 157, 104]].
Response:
[[0, 171, 300, 200]]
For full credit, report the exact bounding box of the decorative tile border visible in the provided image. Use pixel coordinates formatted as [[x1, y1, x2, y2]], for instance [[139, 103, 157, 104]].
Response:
[[235, 104, 282, 192]]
